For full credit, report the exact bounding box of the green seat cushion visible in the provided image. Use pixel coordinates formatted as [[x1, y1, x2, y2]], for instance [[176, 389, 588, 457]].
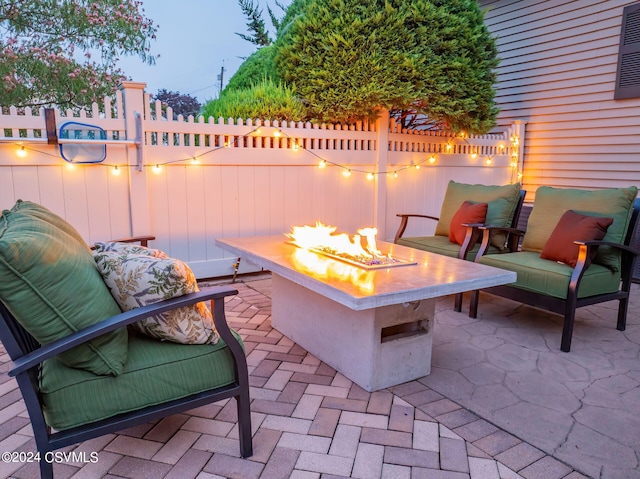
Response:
[[522, 186, 638, 271], [397, 235, 501, 259], [40, 330, 242, 431], [0, 203, 127, 376], [479, 251, 621, 299], [434, 181, 521, 250]]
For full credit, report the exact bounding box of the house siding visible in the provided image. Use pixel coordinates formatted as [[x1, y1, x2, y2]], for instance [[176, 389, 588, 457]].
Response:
[[479, 0, 640, 198]]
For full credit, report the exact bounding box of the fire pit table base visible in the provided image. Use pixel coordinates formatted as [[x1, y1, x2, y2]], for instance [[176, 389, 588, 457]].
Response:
[[271, 274, 433, 392]]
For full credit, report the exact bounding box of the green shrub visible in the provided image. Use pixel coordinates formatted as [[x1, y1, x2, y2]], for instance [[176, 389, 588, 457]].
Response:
[[225, 46, 281, 91], [201, 79, 307, 121]]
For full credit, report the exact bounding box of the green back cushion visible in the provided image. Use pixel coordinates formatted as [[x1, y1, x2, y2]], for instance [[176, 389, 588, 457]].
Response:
[[40, 331, 241, 430], [11, 200, 89, 248], [435, 181, 521, 248], [521, 186, 638, 271], [0, 204, 128, 376]]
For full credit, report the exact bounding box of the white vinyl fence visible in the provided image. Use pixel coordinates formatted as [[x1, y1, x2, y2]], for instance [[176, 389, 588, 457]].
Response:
[[0, 82, 525, 278]]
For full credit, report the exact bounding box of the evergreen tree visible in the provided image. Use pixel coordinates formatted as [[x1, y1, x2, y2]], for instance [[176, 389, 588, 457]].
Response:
[[274, 0, 499, 132]]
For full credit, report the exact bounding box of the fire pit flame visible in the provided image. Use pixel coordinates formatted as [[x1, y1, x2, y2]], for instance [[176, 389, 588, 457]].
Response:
[[286, 221, 413, 269]]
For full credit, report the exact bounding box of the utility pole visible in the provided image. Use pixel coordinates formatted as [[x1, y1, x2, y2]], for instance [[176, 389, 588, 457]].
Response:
[[217, 60, 226, 94]]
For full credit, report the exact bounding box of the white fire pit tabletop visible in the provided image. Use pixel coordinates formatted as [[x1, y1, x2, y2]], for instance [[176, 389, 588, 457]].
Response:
[[215, 235, 516, 310]]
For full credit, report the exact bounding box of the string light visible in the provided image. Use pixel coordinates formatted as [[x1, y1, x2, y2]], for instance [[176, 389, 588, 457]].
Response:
[[112, 165, 121, 176], [16, 145, 27, 158], [12, 124, 514, 181]]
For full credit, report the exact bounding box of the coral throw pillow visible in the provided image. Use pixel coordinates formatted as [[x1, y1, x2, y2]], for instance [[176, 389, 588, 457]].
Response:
[[540, 210, 614, 267], [94, 251, 219, 345], [449, 201, 488, 245]]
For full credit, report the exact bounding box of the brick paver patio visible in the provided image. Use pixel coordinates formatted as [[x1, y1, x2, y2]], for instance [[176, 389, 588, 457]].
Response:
[[1, 274, 634, 478]]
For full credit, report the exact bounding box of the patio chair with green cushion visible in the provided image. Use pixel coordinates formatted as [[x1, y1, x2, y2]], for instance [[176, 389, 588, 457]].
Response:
[[394, 180, 526, 311], [469, 186, 640, 352], [0, 200, 252, 479]]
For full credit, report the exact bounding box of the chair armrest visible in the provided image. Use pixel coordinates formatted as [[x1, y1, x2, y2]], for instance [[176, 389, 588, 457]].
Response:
[[394, 214, 440, 243], [572, 240, 640, 275], [570, 240, 640, 297], [9, 285, 238, 376], [478, 225, 526, 236], [91, 235, 156, 249], [475, 226, 526, 259], [109, 235, 156, 247], [575, 240, 639, 255]]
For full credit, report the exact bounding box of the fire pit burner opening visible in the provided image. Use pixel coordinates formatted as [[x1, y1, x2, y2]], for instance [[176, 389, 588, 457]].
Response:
[[286, 222, 416, 270]]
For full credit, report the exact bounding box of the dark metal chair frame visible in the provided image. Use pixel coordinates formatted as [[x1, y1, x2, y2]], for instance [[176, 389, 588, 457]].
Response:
[[0, 239, 252, 479], [395, 190, 527, 312], [469, 198, 640, 352]]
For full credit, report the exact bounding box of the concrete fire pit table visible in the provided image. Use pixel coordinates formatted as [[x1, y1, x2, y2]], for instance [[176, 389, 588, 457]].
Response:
[[216, 235, 516, 392]]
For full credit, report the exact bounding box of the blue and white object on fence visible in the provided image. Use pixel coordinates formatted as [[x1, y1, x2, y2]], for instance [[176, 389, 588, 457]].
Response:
[[58, 121, 107, 163]]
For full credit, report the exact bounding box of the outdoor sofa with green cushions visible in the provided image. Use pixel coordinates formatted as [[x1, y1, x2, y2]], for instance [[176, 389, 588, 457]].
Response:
[[395, 180, 526, 311], [0, 200, 252, 479], [469, 186, 640, 352]]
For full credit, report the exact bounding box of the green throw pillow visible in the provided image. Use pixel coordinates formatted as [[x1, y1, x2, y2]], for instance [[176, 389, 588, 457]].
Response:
[[0, 204, 128, 376], [521, 186, 638, 271], [434, 181, 521, 249]]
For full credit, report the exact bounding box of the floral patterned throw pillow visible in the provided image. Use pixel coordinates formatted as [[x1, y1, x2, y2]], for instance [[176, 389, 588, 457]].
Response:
[[93, 251, 219, 345]]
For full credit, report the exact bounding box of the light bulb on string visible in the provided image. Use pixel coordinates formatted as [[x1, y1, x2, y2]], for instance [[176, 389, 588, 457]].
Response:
[[153, 164, 162, 174], [318, 159, 327, 169], [112, 165, 121, 176], [428, 155, 436, 164], [16, 145, 27, 158], [366, 172, 375, 181], [485, 157, 493, 166], [342, 169, 352, 178], [393, 171, 399, 178]]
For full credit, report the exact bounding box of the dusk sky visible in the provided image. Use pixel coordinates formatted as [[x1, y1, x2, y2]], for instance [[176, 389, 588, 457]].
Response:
[[117, 0, 290, 104]]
